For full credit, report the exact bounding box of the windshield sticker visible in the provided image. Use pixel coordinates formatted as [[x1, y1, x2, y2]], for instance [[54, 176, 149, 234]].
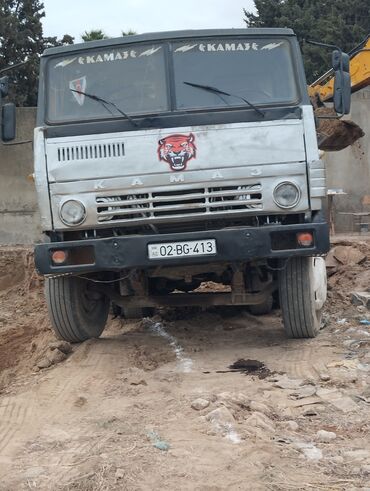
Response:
[[139, 47, 162, 56], [54, 46, 162, 68], [55, 57, 77, 68], [261, 42, 284, 50], [158, 133, 196, 172], [174, 41, 286, 53], [174, 44, 198, 53], [69, 76, 86, 105]]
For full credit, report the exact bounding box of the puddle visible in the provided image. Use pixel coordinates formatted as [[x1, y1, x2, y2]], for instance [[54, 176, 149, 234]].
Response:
[[228, 359, 273, 379]]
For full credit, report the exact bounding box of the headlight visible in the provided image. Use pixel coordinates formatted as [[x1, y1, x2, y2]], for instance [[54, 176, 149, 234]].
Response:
[[273, 182, 301, 209], [60, 200, 86, 226]]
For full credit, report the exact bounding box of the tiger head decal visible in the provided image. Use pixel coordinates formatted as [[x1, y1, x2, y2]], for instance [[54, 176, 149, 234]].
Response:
[[158, 133, 196, 171]]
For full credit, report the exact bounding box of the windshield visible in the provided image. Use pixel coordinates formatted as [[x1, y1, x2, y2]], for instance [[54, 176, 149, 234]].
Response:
[[46, 43, 168, 122], [174, 39, 298, 110], [45, 37, 300, 123]]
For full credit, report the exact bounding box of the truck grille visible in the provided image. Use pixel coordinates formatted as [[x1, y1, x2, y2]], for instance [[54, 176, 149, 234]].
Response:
[[96, 184, 262, 224]]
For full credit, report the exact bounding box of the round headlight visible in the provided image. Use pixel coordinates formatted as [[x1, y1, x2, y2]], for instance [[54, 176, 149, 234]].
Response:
[[60, 200, 86, 226], [273, 182, 301, 209]]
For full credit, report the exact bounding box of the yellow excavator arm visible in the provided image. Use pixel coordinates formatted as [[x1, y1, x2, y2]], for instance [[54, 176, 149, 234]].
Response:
[[309, 36, 370, 101]]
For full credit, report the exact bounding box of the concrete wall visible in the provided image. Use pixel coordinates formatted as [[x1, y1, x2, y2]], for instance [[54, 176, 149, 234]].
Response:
[[0, 107, 42, 244], [325, 87, 370, 232]]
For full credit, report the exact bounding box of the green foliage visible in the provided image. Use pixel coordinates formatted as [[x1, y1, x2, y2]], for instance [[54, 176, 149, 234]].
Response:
[[244, 0, 370, 82], [121, 30, 137, 36], [0, 0, 74, 106], [81, 29, 109, 42], [81, 29, 137, 42]]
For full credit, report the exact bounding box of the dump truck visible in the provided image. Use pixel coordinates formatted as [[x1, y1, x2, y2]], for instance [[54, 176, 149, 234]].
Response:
[[33, 29, 352, 342]]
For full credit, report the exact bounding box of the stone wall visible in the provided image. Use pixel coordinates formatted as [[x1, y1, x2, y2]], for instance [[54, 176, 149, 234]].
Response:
[[325, 87, 370, 232], [0, 107, 41, 244]]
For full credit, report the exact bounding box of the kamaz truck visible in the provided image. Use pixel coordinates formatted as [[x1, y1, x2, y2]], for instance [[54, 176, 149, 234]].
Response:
[[33, 29, 351, 342]]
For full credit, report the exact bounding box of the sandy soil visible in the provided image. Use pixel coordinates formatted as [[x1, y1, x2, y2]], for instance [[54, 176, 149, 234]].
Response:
[[0, 242, 370, 490]]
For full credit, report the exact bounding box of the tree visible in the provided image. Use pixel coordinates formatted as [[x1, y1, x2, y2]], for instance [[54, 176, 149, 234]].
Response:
[[244, 0, 370, 82], [81, 29, 109, 42], [121, 30, 137, 36], [0, 0, 74, 106], [81, 29, 137, 41]]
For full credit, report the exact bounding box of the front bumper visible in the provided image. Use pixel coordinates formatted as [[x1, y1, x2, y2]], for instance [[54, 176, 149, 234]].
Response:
[[34, 222, 330, 275]]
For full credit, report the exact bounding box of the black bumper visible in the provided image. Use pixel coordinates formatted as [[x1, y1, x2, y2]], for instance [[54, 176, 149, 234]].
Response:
[[34, 222, 330, 275]]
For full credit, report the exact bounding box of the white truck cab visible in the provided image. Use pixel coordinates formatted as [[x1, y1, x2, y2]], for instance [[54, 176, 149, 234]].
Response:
[[34, 29, 337, 342]]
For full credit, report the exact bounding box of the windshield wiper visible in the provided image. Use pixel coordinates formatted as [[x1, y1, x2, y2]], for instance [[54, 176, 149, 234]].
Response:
[[70, 89, 139, 127], [183, 81, 265, 117]]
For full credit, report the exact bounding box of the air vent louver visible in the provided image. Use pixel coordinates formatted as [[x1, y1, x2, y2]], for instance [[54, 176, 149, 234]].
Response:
[[57, 142, 125, 162]]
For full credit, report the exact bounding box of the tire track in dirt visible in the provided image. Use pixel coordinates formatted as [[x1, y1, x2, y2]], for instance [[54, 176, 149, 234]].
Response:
[[0, 395, 35, 457]]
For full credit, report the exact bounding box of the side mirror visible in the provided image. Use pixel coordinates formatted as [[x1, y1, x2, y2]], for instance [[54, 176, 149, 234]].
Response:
[[332, 50, 351, 115], [0, 76, 9, 98], [1, 103, 16, 142]]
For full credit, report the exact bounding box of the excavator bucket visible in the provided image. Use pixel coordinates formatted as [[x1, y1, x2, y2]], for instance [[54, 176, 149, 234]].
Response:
[[309, 35, 370, 152], [314, 106, 365, 152]]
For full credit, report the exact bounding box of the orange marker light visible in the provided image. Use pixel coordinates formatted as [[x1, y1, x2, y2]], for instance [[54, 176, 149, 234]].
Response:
[[51, 250, 68, 264], [297, 232, 314, 247]]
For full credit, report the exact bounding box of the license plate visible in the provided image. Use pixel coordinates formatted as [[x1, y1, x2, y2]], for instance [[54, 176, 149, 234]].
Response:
[[148, 239, 217, 259]]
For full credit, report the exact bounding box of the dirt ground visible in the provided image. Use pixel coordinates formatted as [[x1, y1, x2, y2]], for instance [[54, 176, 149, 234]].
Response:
[[0, 240, 370, 490]]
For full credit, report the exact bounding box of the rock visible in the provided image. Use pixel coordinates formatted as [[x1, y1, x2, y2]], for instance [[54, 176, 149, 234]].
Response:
[[129, 378, 147, 386], [290, 385, 317, 399], [285, 420, 299, 431], [49, 340, 72, 354], [294, 441, 323, 461], [316, 430, 337, 442], [47, 348, 67, 365], [216, 392, 250, 408], [205, 407, 235, 426], [343, 339, 357, 348], [361, 464, 370, 474], [343, 449, 370, 461], [319, 372, 331, 382], [274, 375, 304, 390], [316, 387, 359, 413], [325, 249, 340, 272], [191, 398, 210, 411], [330, 456, 344, 464], [36, 357, 52, 369], [333, 246, 366, 266], [245, 412, 275, 433], [327, 359, 358, 370], [249, 401, 272, 415], [330, 369, 358, 385], [115, 469, 125, 480], [357, 305, 367, 314], [351, 292, 370, 309]]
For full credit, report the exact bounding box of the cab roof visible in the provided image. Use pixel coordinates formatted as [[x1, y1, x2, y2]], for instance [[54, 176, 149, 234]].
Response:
[[43, 28, 296, 57]]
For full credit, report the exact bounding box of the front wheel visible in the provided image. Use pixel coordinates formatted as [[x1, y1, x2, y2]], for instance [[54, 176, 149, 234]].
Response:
[[278, 256, 327, 338], [45, 276, 110, 343]]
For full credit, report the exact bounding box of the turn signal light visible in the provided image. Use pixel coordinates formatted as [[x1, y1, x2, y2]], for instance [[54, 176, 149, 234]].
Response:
[[51, 250, 68, 264], [297, 232, 314, 247]]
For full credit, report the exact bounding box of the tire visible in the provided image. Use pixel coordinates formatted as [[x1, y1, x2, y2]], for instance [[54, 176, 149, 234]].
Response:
[[249, 294, 273, 316], [45, 276, 110, 343], [278, 256, 327, 338]]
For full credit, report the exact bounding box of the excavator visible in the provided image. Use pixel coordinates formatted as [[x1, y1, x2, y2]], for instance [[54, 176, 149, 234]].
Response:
[[308, 35, 370, 151]]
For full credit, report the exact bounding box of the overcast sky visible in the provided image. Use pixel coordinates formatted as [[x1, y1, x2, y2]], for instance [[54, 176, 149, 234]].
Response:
[[42, 0, 256, 42]]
